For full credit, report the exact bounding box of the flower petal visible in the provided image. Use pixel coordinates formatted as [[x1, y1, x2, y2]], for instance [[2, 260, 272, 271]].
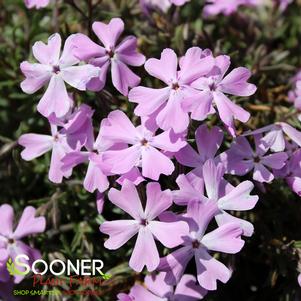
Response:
[[218, 181, 258, 211], [195, 248, 231, 291], [144, 182, 172, 219], [111, 60, 141, 96], [0, 204, 14, 237], [202, 223, 244, 254], [129, 227, 159, 272], [71, 33, 106, 61], [145, 48, 178, 84], [108, 180, 144, 220], [129, 86, 170, 116], [149, 220, 188, 248], [141, 146, 174, 180], [116, 36, 145, 66], [61, 64, 100, 91], [19, 134, 53, 161], [32, 33, 61, 65], [13, 207, 46, 240], [20, 62, 52, 94], [92, 18, 124, 49], [37, 75, 72, 118], [220, 67, 257, 96], [100, 220, 139, 250]]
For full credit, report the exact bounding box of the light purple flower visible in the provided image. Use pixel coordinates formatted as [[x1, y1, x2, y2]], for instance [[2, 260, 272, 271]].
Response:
[[159, 200, 245, 290], [186, 55, 256, 136], [61, 118, 115, 193], [19, 104, 94, 184], [175, 124, 224, 176], [242, 122, 301, 152], [203, 0, 260, 16], [19, 124, 72, 183], [288, 70, 301, 110], [119, 272, 206, 300], [100, 110, 186, 180], [20, 33, 100, 118], [140, 0, 172, 13], [24, 0, 50, 9], [100, 180, 189, 272], [72, 18, 145, 96], [140, 0, 190, 13], [144, 272, 207, 300], [274, 148, 301, 196], [174, 159, 258, 236], [221, 134, 288, 183], [276, 0, 293, 11], [0, 204, 46, 284], [129, 47, 214, 133]]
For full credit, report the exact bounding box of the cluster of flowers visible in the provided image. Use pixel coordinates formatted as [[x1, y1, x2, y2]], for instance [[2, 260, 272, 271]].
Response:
[[15, 12, 301, 298], [0, 205, 46, 300], [24, 0, 293, 14]]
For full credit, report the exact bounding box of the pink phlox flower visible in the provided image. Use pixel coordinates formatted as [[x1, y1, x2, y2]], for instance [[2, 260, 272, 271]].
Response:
[[118, 272, 206, 300], [288, 71, 301, 110], [24, 0, 50, 9], [220, 134, 288, 183], [274, 148, 301, 196], [100, 110, 187, 180], [129, 47, 215, 133], [276, 0, 293, 11], [20, 33, 100, 118], [186, 55, 256, 136], [18, 105, 93, 184], [140, 0, 190, 14], [242, 122, 301, 152], [158, 200, 245, 290], [175, 124, 224, 177], [19, 123, 73, 183], [72, 18, 145, 96], [0, 204, 46, 284], [203, 0, 260, 16], [100, 180, 189, 272], [61, 117, 122, 193], [174, 159, 258, 236]]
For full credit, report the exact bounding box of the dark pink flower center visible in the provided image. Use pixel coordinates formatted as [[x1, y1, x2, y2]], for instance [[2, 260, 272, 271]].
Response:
[[254, 156, 261, 163], [52, 65, 60, 74], [209, 82, 217, 91], [140, 219, 149, 226], [192, 240, 200, 249], [8, 238, 15, 244], [54, 134, 59, 142], [172, 82, 180, 90], [141, 138, 148, 146], [106, 49, 115, 58]]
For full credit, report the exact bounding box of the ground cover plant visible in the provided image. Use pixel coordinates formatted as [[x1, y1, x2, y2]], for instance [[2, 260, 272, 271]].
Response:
[[1, 0, 301, 300]]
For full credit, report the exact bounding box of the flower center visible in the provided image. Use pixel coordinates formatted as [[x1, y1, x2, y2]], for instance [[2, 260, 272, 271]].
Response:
[[140, 219, 149, 226], [8, 238, 15, 245], [106, 49, 115, 58], [172, 82, 180, 90], [140, 138, 148, 146], [54, 134, 59, 142], [192, 240, 200, 249], [209, 82, 217, 91], [254, 156, 261, 163], [52, 65, 60, 74]]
